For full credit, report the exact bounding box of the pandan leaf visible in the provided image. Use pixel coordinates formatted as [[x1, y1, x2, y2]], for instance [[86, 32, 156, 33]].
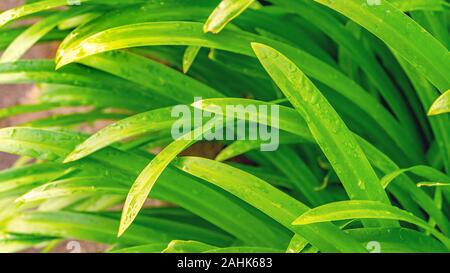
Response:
[[118, 118, 225, 237], [314, 0, 450, 91], [292, 200, 450, 249], [183, 46, 202, 73], [0, 0, 449, 254], [381, 165, 450, 189], [429, 90, 450, 116], [1, 8, 89, 63], [173, 156, 367, 253], [204, 0, 255, 33], [251, 43, 395, 227]]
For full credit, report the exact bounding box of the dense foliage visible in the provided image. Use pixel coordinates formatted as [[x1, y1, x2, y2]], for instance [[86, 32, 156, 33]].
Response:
[[0, 0, 449, 253]]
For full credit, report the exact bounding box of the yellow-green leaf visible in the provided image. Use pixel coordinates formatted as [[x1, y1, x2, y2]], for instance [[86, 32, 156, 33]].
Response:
[[429, 90, 450, 116], [204, 0, 255, 33]]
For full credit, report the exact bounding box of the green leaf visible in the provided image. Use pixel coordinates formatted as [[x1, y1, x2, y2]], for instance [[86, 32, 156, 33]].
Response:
[[417, 182, 450, 188], [260, 146, 332, 206], [0, 128, 290, 248], [54, 20, 420, 163], [215, 132, 300, 162], [346, 227, 448, 253], [314, 0, 450, 91], [193, 98, 449, 235], [15, 176, 127, 204], [270, 0, 423, 148], [292, 200, 450, 250], [0, 233, 54, 253], [0, 103, 61, 119], [204, 246, 284, 253], [397, 53, 450, 172], [286, 234, 309, 253], [429, 89, 450, 116], [109, 243, 168, 253], [118, 118, 224, 237], [0, 0, 74, 28], [183, 46, 202, 73], [63, 107, 175, 162], [204, 0, 255, 33], [4, 210, 232, 246], [57, 12, 102, 30], [0, 163, 72, 193], [395, 54, 450, 172], [1, 8, 89, 62], [389, 0, 447, 12], [0, 0, 449, 253], [172, 156, 367, 253], [24, 112, 127, 128], [77, 50, 224, 103], [0, 27, 69, 50], [251, 43, 394, 227], [0, 127, 81, 162], [38, 84, 150, 111], [381, 165, 450, 189], [0, 60, 162, 107], [162, 240, 216, 253], [0, 0, 149, 28]]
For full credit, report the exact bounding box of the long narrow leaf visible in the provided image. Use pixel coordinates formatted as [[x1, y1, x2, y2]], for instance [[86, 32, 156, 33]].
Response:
[[252, 43, 394, 227]]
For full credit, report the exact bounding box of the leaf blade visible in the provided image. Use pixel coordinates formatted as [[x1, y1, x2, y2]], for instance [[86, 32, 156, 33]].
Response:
[[251, 43, 394, 227], [428, 89, 450, 116], [204, 0, 255, 33]]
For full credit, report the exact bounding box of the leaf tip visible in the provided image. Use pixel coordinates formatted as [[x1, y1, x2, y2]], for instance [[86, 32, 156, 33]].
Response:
[[182, 65, 189, 74], [191, 99, 203, 109], [117, 210, 132, 238], [55, 53, 71, 70], [291, 218, 305, 226], [427, 89, 450, 116], [63, 152, 81, 163], [54, 61, 66, 71], [14, 196, 25, 204], [250, 42, 266, 52], [214, 153, 227, 162], [203, 23, 213, 34], [427, 107, 440, 117], [291, 213, 313, 226], [427, 103, 438, 116], [250, 42, 274, 60], [117, 225, 126, 238]]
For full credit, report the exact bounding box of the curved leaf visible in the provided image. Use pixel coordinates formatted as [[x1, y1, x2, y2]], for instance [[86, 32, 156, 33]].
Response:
[[381, 165, 450, 189], [293, 200, 450, 249], [314, 0, 450, 91], [194, 98, 450, 234], [1, 8, 88, 62], [204, 0, 255, 33], [252, 43, 394, 227], [182, 46, 202, 73], [0, 128, 291, 248], [64, 107, 175, 162], [118, 118, 224, 236], [55, 21, 418, 163], [173, 156, 367, 253]]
